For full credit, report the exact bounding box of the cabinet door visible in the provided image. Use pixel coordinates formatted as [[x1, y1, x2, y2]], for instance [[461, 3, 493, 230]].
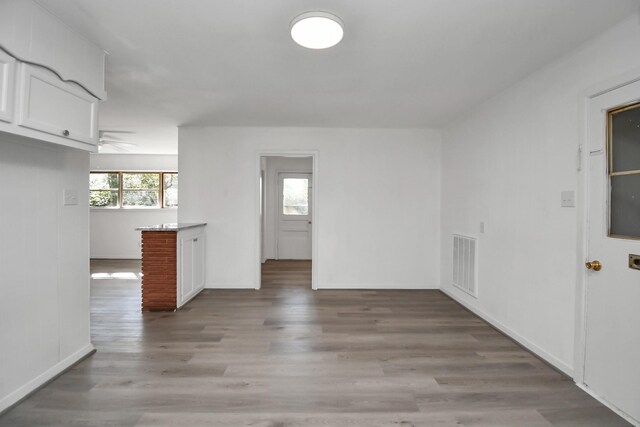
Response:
[[178, 230, 206, 308], [180, 236, 194, 303], [0, 50, 15, 123], [192, 234, 205, 293], [17, 64, 98, 145]]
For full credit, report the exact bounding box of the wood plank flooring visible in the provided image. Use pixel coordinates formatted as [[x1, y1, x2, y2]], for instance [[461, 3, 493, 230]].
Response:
[[0, 259, 630, 426]]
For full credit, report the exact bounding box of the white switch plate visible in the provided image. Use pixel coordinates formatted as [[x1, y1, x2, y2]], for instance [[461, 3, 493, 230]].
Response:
[[63, 189, 78, 206], [561, 190, 575, 207]]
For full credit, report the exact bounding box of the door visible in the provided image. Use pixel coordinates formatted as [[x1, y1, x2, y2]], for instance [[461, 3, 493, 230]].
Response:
[[277, 173, 312, 260], [585, 79, 640, 423]]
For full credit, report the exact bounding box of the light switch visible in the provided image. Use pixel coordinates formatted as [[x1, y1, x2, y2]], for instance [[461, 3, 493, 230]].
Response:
[[480, 221, 485, 234], [561, 190, 575, 207], [64, 189, 78, 206]]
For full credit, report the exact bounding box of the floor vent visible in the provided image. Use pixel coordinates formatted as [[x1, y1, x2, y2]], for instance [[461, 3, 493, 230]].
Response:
[[453, 234, 478, 297]]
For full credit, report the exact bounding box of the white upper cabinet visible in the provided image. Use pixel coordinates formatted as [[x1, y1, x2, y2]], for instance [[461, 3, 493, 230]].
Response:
[[0, 0, 106, 100], [18, 64, 98, 145], [0, 50, 16, 123], [0, 0, 105, 151]]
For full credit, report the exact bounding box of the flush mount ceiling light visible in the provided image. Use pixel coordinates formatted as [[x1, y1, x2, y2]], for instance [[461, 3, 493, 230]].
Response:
[[290, 11, 344, 49]]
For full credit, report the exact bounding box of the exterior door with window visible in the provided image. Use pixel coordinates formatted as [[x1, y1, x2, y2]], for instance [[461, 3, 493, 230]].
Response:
[[585, 80, 640, 423], [277, 173, 311, 260]]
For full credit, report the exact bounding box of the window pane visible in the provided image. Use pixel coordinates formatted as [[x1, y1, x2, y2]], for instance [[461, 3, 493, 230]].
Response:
[[163, 173, 178, 207], [122, 190, 159, 207], [90, 190, 118, 207], [122, 173, 160, 190], [90, 173, 118, 190], [90, 173, 118, 207], [610, 174, 640, 238], [611, 105, 640, 173], [283, 178, 308, 215]]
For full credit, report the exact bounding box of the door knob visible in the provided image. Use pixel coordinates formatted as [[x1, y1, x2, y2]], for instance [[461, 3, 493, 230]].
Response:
[[585, 260, 602, 271]]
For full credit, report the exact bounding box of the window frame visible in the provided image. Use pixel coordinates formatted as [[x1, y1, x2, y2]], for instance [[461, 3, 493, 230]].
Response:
[[89, 171, 178, 209]]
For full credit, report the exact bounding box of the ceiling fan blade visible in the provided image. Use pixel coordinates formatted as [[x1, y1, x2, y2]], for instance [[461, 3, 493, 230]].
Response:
[[99, 135, 125, 142], [100, 140, 138, 146], [104, 144, 130, 153], [98, 142, 133, 153], [99, 130, 136, 135]]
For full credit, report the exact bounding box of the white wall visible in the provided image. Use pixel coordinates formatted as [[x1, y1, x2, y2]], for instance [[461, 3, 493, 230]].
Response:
[[262, 156, 313, 260], [0, 135, 92, 411], [179, 127, 441, 289], [440, 14, 640, 375], [90, 154, 178, 259], [90, 153, 178, 171]]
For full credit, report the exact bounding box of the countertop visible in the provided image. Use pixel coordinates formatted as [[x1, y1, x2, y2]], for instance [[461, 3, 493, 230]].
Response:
[[135, 223, 207, 232]]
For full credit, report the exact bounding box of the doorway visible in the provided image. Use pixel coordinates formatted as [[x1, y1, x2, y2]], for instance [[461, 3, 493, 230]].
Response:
[[257, 153, 317, 289], [582, 79, 640, 424]]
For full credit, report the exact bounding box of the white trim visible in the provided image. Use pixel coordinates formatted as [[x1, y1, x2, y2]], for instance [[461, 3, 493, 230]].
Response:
[[441, 287, 574, 376], [319, 283, 438, 290], [0, 343, 95, 413], [576, 383, 640, 427], [254, 149, 319, 290]]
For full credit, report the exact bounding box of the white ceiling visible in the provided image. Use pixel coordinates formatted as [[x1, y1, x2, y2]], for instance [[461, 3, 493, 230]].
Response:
[[38, 0, 639, 154]]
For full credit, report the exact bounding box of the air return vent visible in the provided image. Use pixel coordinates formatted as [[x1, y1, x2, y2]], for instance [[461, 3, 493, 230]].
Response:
[[453, 234, 477, 297]]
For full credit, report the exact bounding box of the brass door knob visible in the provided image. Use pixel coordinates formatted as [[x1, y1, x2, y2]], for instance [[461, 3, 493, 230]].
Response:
[[585, 260, 602, 271]]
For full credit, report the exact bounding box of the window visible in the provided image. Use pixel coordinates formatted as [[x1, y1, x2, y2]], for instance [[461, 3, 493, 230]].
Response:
[[282, 178, 309, 215], [89, 172, 177, 208], [608, 103, 640, 238], [122, 173, 160, 207], [163, 173, 178, 208], [90, 173, 119, 207]]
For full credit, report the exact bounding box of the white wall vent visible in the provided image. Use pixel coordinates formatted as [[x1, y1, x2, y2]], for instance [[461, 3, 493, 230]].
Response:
[[453, 234, 478, 297]]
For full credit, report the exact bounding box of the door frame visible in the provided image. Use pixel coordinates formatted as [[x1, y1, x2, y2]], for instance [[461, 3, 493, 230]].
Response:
[[575, 67, 640, 425], [254, 150, 319, 290]]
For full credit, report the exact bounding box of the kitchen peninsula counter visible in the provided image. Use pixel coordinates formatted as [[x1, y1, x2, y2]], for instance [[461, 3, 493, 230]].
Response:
[[136, 223, 206, 311]]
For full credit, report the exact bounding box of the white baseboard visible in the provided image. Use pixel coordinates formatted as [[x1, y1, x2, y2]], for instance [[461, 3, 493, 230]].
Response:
[[440, 287, 573, 376], [90, 255, 141, 260], [206, 282, 438, 290], [205, 283, 256, 289], [318, 283, 438, 290], [0, 343, 95, 414], [576, 383, 639, 426]]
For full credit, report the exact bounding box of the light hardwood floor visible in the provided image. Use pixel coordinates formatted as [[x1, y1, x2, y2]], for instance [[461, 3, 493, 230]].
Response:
[[0, 259, 630, 426]]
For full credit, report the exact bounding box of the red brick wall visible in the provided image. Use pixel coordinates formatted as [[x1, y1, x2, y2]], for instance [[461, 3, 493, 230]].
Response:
[[141, 231, 177, 312]]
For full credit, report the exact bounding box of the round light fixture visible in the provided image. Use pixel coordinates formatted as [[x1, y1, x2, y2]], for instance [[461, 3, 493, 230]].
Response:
[[290, 12, 344, 49]]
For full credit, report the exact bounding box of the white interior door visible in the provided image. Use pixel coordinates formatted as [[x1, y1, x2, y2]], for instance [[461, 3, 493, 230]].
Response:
[[277, 173, 312, 260], [585, 79, 640, 424]]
